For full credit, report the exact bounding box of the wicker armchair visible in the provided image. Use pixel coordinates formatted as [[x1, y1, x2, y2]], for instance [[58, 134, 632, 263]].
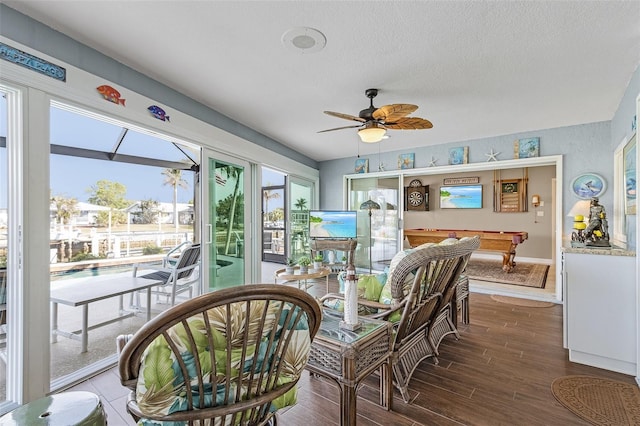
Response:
[[380, 236, 479, 402], [118, 284, 321, 425]]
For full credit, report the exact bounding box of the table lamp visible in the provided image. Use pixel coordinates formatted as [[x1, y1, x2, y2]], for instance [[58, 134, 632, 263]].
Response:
[[568, 200, 590, 246]]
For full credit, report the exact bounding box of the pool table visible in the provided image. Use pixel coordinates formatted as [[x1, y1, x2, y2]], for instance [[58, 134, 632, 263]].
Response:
[[404, 228, 528, 272]]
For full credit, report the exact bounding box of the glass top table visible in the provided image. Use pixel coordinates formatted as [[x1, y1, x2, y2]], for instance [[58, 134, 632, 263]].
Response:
[[274, 266, 331, 292], [306, 309, 393, 425]]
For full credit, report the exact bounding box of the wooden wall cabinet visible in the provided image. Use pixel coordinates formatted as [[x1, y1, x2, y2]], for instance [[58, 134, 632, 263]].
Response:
[[494, 177, 527, 212]]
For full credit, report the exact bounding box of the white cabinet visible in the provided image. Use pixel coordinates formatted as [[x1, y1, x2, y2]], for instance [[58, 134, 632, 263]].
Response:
[[563, 249, 636, 375]]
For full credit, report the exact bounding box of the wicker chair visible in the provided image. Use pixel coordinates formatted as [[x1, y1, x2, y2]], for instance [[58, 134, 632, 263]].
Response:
[[380, 236, 479, 402], [118, 284, 321, 425]]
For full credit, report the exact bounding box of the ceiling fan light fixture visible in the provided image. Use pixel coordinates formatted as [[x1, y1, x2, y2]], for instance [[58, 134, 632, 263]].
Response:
[[358, 122, 386, 143]]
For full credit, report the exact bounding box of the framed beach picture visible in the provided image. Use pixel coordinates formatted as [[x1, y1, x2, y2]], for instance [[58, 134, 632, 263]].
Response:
[[624, 134, 636, 214], [440, 184, 482, 209], [448, 146, 468, 165], [355, 158, 368, 174], [514, 138, 540, 158], [398, 153, 415, 169]]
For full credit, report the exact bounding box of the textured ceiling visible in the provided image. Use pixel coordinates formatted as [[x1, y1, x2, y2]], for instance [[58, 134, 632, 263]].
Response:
[[5, 1, 640, 162]]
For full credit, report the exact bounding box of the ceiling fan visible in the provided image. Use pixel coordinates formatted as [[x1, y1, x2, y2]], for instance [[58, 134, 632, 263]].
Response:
[[318, 88, 433, 143]]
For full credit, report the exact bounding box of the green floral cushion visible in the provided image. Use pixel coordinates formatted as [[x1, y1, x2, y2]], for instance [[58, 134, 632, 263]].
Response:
[[134, 300, 311, 425], [377, 239, 466, 322], [324, 272, 386, 315]]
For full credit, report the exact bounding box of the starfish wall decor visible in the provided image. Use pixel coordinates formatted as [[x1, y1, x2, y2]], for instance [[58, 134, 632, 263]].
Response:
[[485, 149, 500, 162]]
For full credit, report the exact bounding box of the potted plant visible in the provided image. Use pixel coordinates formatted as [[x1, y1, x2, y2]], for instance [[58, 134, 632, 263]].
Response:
[[285, 257, 295, 275], [313, 253, 324, 270], [341, 255, 347, 264], [297, 256, 311, 274]]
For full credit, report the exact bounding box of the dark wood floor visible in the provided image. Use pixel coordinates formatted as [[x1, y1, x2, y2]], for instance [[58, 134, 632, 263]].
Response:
[[74, 282, 637, 425]]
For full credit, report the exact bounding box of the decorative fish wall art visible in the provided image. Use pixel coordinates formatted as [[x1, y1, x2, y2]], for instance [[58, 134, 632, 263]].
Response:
[[96, 85, 126, 106], [148, 105, 170, 122]]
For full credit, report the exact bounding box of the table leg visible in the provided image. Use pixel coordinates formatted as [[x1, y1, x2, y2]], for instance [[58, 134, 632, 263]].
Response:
[[51, 302, 58, 343], [325, 274, 329, 293], [342, 383, 357, 426], [146, 288, 152, 321], [81, 305, 88, 353]]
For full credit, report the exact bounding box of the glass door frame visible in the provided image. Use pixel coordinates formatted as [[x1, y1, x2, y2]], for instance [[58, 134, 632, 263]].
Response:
[[262, 183, 285, 263], [287, 176, 315, 262], [346, 176, 401, 273], [201, 149, 252, 291]]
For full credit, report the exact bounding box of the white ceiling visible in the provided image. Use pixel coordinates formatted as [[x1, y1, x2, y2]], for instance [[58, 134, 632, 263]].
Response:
[[5, 1, 640, 162]]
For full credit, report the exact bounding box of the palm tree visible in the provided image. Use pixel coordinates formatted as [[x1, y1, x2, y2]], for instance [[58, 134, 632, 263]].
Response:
[[162, 169, 188, 231], [51, 194, 78, 226], [219, 165, 242, 255], [263, 189, 281, 223], [294, 198, 308, 211]]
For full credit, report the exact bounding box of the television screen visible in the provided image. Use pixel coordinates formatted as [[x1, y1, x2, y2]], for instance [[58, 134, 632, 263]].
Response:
[[440, 185, 483, 209], [309, 210, 358, 239]]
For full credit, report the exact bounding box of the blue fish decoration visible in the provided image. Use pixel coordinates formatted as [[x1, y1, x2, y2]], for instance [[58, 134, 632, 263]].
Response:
[[148, 105, 170, 122]]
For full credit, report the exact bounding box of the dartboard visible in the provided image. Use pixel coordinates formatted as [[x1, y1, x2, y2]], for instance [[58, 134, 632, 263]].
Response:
[[408, 191, 424, 206]]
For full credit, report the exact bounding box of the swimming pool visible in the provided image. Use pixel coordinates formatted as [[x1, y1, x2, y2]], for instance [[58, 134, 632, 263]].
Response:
[[50, 262, 159, 281]]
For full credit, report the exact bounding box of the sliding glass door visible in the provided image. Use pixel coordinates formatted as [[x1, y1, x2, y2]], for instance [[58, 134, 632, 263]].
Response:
[[202, 151, 251, 291], [288, 177, 314, 262], [349, 177, 400, 272], [0, 88, 9, 405]]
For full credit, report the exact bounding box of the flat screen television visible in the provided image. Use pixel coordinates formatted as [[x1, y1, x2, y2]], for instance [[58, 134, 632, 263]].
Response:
[[309, 210, 358, 239], [440, 184, 483, 209]]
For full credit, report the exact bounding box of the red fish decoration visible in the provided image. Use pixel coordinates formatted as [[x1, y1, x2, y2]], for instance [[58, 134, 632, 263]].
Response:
[[96, 85, 125, 106]]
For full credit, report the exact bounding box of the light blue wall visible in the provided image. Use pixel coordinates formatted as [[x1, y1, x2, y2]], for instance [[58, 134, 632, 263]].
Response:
[[320, 122, 611, 237], [320, 64, 640, 249], [611, 65, 640, 248], [0, 4, 318, 170]]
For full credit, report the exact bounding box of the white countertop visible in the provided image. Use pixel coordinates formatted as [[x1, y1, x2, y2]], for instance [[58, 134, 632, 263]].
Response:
[[562, 244, 635, 257]]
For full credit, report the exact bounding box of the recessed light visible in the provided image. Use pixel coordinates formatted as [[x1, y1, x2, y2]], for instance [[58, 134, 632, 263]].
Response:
[[281, 27, 326, 54]]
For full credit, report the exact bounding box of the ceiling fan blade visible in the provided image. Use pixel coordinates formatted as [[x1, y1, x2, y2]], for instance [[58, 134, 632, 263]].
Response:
[[324, 111, 366, 123], [317, 124, 363, 133], [384, 117, 433, 130], [372, 104, 418, 122]]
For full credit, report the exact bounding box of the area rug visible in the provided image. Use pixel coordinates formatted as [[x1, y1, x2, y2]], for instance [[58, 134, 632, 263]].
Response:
[[465, 259, 549, 288], [490, 294, 555, 308], [551, 375, 640, 425]]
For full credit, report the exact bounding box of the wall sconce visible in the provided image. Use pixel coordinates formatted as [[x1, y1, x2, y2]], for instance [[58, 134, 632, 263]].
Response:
[[531, 194, 541, 208]]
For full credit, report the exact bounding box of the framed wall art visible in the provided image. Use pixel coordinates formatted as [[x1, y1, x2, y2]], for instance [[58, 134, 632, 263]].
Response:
[[623, 133, 636, 214], [514, 137, 540, 158], [354, 158, 369, 174], [448, 146, 468, 165], [398, 153, 415, 169], [571, 173, 606, 199], [440, 184, 482, 209]]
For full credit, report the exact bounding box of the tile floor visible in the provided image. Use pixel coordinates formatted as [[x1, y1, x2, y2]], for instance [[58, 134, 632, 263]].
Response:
[[66, 259, 558, 424]]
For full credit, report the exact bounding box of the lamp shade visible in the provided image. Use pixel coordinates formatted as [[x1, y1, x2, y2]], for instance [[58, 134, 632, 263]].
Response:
[[360, 199, 381, 210], [567, 200, 591, 218], [358, 122, 386, 143]]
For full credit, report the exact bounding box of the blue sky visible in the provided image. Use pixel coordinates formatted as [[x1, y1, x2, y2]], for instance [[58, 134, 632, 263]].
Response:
[[1, 98, 294, 209], [50, 154, 195, 204]]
